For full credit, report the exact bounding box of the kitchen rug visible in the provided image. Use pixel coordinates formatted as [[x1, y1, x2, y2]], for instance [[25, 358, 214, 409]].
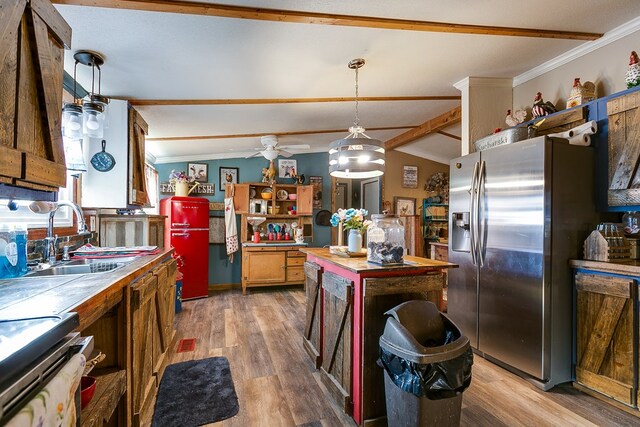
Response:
[[152, 357, 239, 427]]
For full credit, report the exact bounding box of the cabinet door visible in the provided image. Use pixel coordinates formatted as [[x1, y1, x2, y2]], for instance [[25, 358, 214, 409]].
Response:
[[296, 185, 314, 215], [303, 261, 322, 368], [0, 0, 70, 190], [320, 271, 353, 414], [607, 91, 640, 206], [225, 183, 250, 214], [128, 106, 149, 206], [131, 273, 157, 420], [152, 259, 177, 380], [244, 250, 286, 283], [575, 272, 635, 406]]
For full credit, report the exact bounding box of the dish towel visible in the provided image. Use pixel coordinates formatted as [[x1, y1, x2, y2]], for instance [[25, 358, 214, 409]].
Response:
[[225, 188, 238, 263], [6, 353, 86, 427]]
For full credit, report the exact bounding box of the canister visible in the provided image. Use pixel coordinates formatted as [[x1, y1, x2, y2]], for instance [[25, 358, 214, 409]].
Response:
[[366, 214, 405, 264]]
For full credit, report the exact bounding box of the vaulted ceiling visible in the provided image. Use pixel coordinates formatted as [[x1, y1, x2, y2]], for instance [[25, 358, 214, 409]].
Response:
[[54, 1, 640, 164]]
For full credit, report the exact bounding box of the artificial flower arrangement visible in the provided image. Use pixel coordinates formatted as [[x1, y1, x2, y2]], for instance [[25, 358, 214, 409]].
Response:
[[330, 208, 372, 233], [169, 169, 195, 184]]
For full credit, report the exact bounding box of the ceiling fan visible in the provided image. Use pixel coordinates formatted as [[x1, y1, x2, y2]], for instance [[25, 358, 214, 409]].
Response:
[[246, 135, 310, 160]]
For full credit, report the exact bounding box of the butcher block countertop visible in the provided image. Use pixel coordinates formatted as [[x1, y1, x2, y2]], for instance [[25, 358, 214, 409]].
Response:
[[300, 247, 457, 274], [0, 248, 173, 330], [569, 259, 640, 276]]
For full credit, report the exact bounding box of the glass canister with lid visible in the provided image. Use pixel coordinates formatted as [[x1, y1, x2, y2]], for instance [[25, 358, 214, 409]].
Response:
[[366, 214, 405, 264]]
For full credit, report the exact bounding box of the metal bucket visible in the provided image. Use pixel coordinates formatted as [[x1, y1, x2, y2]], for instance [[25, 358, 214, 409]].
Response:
[[473, 127, 534, 151]]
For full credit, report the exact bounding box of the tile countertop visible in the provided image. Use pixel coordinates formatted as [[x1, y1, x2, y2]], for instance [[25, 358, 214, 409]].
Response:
[[242, 242, 308, 247], [569, 259, 640, 276], [0, 249, 173, 322]]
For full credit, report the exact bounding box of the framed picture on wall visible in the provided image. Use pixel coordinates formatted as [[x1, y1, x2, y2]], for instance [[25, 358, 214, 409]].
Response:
[[188, 163, 208, 182], [278, 159, 297, 178], [219, 167, 239, 189], [394, 196, 416, 216], [402, 165, 418, 188]]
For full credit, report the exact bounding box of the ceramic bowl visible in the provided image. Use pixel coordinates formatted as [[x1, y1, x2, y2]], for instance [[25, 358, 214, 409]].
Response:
[[260, 189, 273, 200], [288, 194, 297, 200], [80, 376, 97, 409]]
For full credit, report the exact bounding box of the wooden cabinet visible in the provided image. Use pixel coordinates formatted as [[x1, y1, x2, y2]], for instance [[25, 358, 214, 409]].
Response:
[[0, 0, 71, 193], [241, 245, 307, 294], [575, 272, 636, 406], [99, 214, 166, 248], [607, 91, 640, 206], [129, 257, 177, 425], [82, 100, 150, 208], [320, 271, 353, 415], [303, 261, 323, 368], [226, 182, 314, 215]]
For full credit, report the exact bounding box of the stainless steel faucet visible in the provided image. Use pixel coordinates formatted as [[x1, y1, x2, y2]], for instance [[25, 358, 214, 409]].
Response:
[[29, 201, 90, 264]]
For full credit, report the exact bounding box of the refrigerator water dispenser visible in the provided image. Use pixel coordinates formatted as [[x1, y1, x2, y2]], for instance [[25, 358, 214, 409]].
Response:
[[451, 212, 470, 252]]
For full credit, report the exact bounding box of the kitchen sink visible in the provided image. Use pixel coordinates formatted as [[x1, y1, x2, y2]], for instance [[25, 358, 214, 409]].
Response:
[[26, 257, 137, 277]]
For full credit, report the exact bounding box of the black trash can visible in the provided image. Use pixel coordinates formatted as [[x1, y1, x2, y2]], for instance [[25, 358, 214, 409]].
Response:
[[378, 300, 473, 427]]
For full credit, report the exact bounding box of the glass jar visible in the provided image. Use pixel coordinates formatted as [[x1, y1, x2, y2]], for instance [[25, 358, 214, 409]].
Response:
[[367, 214, 405, 264], [622, 212, 640, 237]]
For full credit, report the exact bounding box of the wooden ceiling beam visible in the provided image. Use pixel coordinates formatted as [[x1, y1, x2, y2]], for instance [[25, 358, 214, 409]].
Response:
[[52, 0, 603, 40], [146, 125, 416, 142], [128, 96, 460, 106], [436, 130, 462, 141], [385, 106, 461, 151]]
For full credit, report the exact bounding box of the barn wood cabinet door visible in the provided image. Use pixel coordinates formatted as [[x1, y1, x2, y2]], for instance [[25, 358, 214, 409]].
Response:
[[128, 106, 149, 206], [320, 271, 353, 415], [152, 259, 177, 381], [575, 272, 635, 406], [607, 91, 640, 206], [361, 274, 444, 424], [303, 261, 323, 368], [0, 0, 71, 191], [130, 273, 158, 424]]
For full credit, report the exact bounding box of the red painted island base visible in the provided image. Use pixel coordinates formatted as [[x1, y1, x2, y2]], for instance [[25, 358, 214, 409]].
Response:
[[300, 248, 457, 426]]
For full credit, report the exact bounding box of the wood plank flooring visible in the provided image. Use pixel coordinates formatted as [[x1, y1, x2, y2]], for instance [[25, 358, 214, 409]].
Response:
[[143, 287, 640, 427]]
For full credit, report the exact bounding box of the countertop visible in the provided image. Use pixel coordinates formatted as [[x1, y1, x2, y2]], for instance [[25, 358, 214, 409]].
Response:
[[300, 248, 457, 274], [242, 242, 308, 247], [430, 241, 449, 247], [0, 248, 173, 329], [569, 259, 640, 276]]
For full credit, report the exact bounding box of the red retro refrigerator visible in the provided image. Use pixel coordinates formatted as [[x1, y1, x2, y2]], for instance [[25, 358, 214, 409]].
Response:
[[160, 196, 209, 300]]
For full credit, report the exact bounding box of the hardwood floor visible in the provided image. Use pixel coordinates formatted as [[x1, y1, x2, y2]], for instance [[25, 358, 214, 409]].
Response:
[[143, 287, 640, 427]]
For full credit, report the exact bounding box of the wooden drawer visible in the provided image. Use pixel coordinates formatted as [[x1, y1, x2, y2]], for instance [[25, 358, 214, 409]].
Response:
[[287, 250, 305, 258], [287, 256, 306, 266], [286, 266, 305, 283]]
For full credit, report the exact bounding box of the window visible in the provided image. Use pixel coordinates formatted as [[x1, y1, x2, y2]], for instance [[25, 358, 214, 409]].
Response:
[[144, 163, 159, 214], [0, 171, 78, 228]]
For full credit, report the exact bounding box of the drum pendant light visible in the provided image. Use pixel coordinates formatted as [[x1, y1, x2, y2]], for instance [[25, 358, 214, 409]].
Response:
[[329, 58, 385, 179]]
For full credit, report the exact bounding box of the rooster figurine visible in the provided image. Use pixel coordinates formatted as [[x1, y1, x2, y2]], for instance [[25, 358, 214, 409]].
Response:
[[626, 51, 640, 89], [505, 109, 527, 127], [531, 92, 557, 118]]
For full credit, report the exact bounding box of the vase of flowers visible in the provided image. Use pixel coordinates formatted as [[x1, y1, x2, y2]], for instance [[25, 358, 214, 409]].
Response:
[[331, 208, 371, 252], [169, 170, 199, 197]]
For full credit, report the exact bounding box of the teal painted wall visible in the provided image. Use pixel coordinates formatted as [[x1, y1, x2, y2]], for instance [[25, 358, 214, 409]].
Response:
[[155, 152, 333, 285]]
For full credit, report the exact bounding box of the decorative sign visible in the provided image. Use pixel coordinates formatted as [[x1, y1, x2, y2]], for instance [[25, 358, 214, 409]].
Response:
[[160, 182, 215, 195], [309, 176, 323, 209], [209, 202, 225, 211], [402, 165, 418, 188]]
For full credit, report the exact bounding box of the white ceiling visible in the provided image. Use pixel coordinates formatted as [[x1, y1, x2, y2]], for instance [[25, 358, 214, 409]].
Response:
[[55, 1, 640, 164]]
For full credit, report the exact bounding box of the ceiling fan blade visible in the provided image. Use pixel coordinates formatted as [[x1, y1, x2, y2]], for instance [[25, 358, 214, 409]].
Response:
[[279, 144, 311, 150], [245, 151, 263, 158], [278, 149, 293, 158]]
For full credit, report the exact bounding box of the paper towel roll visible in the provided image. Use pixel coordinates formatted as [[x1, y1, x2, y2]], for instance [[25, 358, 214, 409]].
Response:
[[572, 120, 598, 136], [547, 129, 574, 139], [568, 134, 591, 146]]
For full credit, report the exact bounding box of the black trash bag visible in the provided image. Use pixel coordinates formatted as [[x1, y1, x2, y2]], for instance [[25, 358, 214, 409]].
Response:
[[378, 345, 473, 400]]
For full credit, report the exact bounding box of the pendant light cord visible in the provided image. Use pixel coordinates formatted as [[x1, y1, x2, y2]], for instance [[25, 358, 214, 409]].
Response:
[[73, 61, 78, 103], [353, 66, 359, 128]]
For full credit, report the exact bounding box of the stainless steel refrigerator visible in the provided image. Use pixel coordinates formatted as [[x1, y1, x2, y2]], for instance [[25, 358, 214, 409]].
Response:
[[448, 136, 599, 389]]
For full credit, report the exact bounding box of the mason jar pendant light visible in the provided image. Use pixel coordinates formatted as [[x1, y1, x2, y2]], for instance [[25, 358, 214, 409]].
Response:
[[329, 58, 385, 179], [61, 60, 83, 140], [76, 51, 109, 139]]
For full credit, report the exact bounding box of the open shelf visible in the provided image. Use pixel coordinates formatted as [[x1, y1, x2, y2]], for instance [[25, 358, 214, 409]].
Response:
[[81, 368, 126, 427]]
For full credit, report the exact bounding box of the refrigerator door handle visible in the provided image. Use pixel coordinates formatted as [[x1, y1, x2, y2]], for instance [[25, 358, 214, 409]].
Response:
[[172, 232, 190, 237], [172, 222, 190, 227], [469, 161, 479, 266], [477, 160, 486, 267]]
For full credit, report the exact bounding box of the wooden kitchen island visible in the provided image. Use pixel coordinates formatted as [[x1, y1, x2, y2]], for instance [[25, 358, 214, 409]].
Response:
[[300, 248, 456, 426]]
